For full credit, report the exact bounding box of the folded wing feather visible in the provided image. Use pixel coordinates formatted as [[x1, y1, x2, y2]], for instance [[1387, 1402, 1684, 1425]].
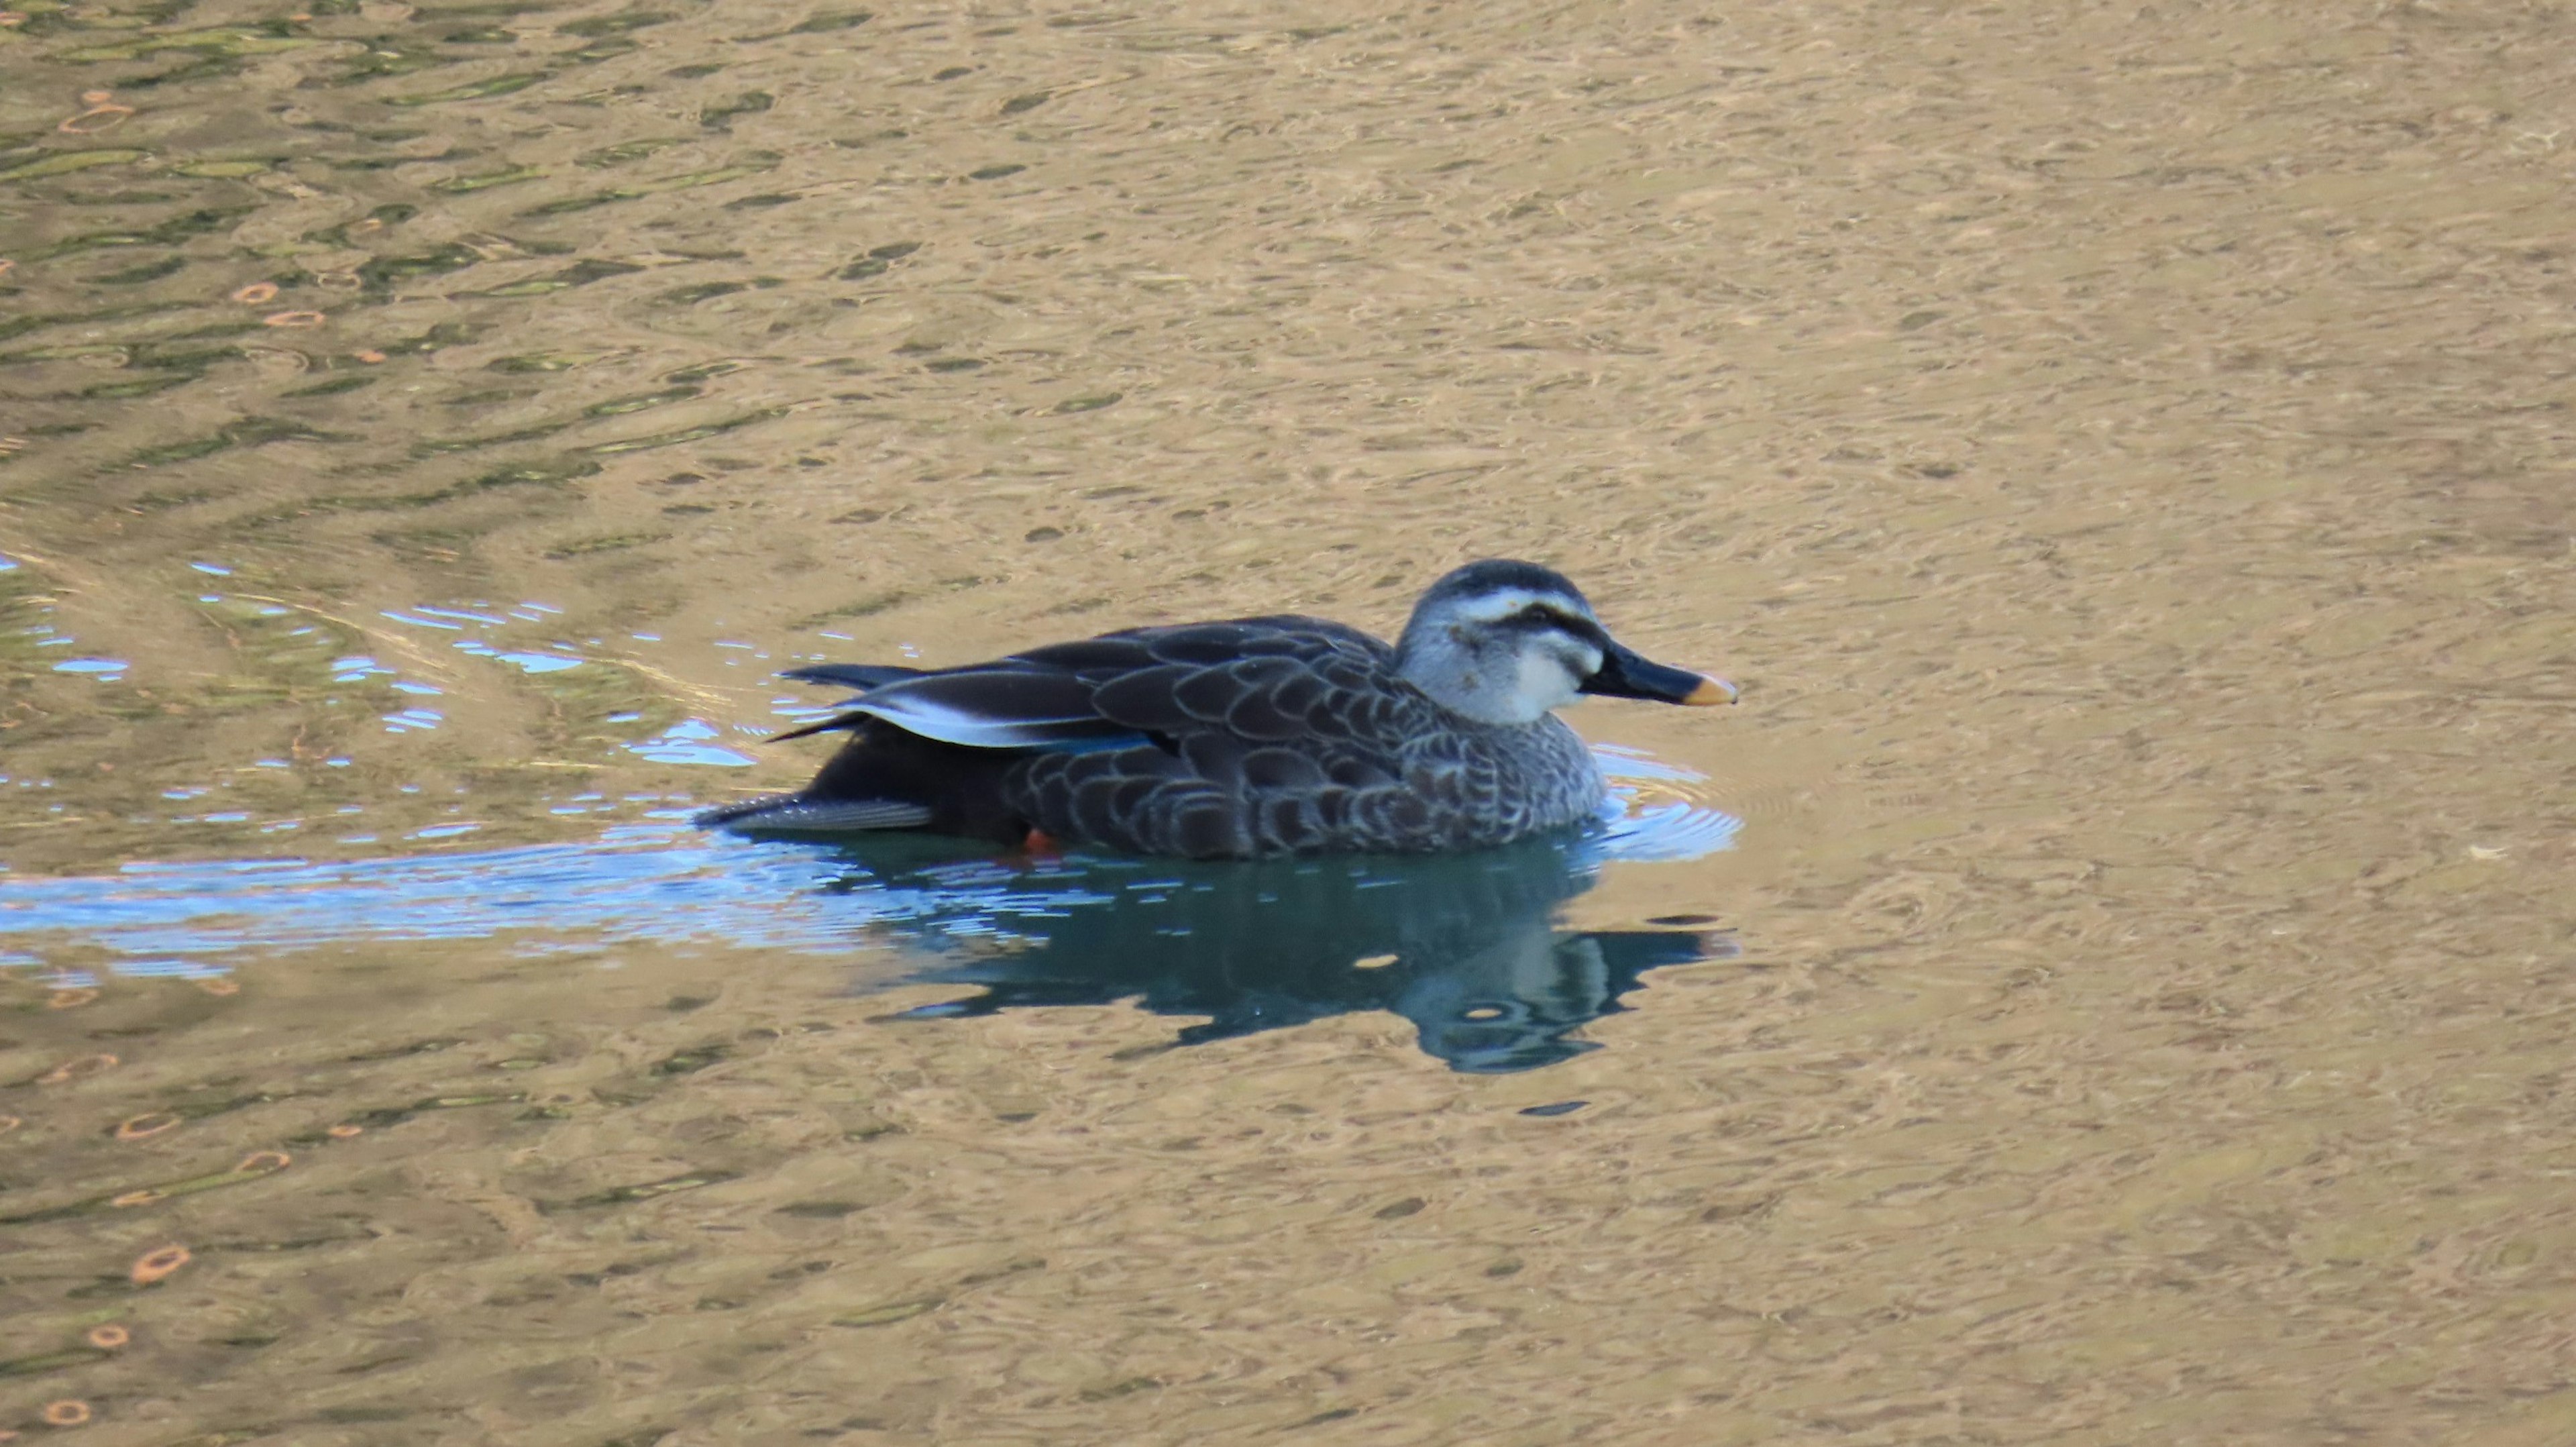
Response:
[[767, 620, 1394, 754], [777, 662, 928, 693], [775, 664, 1153, 751]]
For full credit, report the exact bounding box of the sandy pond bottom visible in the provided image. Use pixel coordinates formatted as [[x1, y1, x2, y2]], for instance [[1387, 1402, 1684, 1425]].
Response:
[[4, 0, 2575, 1442]]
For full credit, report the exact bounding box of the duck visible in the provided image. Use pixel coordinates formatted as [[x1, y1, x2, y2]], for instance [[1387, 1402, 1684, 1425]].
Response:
[[696, 559, 1735, 858]]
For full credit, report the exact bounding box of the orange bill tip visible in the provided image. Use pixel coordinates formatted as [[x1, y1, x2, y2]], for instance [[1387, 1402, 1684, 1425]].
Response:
[[1684, 675, 1739, 706]]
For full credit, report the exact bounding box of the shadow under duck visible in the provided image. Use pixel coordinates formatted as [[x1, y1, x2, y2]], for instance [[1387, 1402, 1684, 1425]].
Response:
[[698, 559, 1735, 857], [852, 833, 1737, 1073]]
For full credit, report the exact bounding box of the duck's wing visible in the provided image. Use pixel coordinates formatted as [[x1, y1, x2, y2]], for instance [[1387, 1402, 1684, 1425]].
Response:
[[1080, 622, 1412, 748], [771, 664, 1151, 749], [768, 617, 1399, 755], [1005, 621, 1448, 855]]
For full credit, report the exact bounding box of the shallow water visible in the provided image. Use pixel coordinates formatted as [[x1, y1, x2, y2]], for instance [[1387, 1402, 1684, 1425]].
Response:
[[4, 0, 2575, 1442]]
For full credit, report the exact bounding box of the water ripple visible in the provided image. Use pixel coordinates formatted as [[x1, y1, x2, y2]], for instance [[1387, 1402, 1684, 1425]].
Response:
[[0, 755, 1739, 985]]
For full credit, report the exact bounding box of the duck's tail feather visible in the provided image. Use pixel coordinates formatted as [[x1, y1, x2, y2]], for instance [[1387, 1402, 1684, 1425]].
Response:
[[767, 663, 930, 742], [712, 710, 1026, 845], [694, 795, 936, 833], [780, 662, 926, 692], [765, 711, 870, 744]]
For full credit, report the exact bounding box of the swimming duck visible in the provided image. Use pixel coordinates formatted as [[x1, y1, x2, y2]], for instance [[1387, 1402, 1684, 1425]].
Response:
[[698, 559, 1735, 857]]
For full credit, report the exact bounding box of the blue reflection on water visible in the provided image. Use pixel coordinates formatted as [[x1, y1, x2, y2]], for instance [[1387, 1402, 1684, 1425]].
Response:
[[0, 763, 1741, 1072], [380, 609, 462, 631], [625, 718, 757, 767]]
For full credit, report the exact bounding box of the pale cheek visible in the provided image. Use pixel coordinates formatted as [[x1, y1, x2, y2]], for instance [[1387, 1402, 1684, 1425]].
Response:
[[1512, 654, 1578, 716]]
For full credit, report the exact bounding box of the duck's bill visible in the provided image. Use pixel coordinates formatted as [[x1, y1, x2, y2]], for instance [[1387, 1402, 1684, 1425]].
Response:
[[1582, 643, 1739, 706]]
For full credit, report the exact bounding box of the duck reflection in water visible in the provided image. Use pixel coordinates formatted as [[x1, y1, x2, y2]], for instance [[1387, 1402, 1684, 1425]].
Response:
[[814, 832, 1734, 1073]]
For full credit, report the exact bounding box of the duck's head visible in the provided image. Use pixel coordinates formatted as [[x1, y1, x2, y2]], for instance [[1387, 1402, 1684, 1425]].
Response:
[[1394, 559, 1737, 726]]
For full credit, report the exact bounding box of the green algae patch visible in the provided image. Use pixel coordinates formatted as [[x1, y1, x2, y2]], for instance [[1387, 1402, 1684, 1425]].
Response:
[[392, 71, 551, 106], [834, 1298, 943, 1328], [431, 164, 546, 193], [0, 148, 148, 180], [60, 23, 317, 63], [120, 416, 350, 468], [586, 407, 790, 455], [518, 156, 780, 216], [543, 531, 670, 559], [547, 1170, 740, 1212], [170, 158, 278, 178]]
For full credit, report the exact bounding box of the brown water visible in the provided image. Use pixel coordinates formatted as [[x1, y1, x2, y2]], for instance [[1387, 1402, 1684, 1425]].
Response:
[[5, 0, 2575, 1440]]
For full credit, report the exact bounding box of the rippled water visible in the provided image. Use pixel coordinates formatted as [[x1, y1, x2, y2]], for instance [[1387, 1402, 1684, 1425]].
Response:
[[5, 0, 2575, 1442], [1, 748, 1741, 1071]]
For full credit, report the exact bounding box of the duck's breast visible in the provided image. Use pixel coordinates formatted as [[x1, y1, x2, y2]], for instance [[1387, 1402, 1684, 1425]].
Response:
[[1395, 715, 1605, 852]]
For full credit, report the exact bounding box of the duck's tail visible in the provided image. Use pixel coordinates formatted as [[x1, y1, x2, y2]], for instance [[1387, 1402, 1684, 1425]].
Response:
[[777, 662, 926, 692], [700, 694, 1024, 843], [694, 794, 935, 833]]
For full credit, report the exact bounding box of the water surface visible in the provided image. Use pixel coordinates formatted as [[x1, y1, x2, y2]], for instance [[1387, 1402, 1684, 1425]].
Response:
[[3, 0, 2573, 1442]]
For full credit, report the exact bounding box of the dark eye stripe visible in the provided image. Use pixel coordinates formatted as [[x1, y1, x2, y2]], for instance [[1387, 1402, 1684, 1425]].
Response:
[[1515, 604, 1608, 646]]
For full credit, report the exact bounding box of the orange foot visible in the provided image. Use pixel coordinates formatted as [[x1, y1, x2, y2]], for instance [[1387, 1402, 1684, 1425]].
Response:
[[1020, 826, 1063, 858]]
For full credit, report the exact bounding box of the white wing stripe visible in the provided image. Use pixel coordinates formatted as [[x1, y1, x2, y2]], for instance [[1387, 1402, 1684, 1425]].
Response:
[[854, 695, 1102, 749]]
